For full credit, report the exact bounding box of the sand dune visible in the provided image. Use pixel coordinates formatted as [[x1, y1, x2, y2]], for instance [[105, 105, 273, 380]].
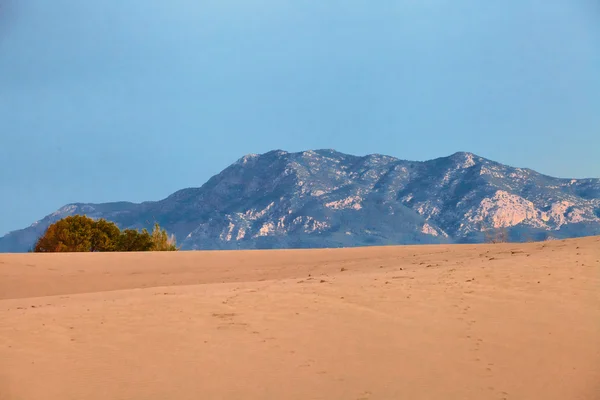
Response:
[[1, 237, 599, 400]]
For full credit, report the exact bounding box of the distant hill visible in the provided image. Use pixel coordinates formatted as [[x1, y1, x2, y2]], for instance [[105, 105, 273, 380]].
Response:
[[2, 149, 599, 252]]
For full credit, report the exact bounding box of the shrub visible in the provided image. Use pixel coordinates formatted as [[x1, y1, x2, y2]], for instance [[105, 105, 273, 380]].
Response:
[[91, 218, 122, 252], [150, 223, 178, 251], [33, 215, 178, 252], [117, 228, 154, 252], [34, 215, 95, 252]]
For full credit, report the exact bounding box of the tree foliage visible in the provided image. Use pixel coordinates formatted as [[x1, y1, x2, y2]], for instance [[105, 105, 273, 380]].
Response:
[[91, 218, 122, 252], [117, 228, 154, 252], [33, 215, 179, 252], [150, 223, 178, 251]]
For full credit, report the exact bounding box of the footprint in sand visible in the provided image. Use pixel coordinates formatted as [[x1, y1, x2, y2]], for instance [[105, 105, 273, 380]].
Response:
[[212, 312, 237, 319], [212, 312, 250, 331]]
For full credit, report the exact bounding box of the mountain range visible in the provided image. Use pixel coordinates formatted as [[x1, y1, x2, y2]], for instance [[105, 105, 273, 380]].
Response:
[[1, 149, 599, 252]]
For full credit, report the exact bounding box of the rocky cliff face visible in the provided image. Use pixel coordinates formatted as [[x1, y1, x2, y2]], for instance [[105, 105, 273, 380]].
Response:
[[2, 150, 599, 252]]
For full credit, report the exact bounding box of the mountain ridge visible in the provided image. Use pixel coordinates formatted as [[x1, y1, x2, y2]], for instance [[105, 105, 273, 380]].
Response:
[[2, 149, 599, 252]]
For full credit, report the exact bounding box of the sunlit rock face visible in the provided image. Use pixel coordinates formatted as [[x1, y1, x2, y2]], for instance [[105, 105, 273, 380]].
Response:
[[2, 150, 599, 252]]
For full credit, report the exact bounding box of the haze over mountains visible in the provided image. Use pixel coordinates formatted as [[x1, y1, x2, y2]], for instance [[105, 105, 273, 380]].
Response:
[[1, 149, 599, 252]]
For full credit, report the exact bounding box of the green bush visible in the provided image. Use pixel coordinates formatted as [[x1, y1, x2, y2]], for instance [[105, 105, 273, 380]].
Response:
[[117, 228, 154, 252], [91, 218, 122, 251], [33, 215, 179, 252]]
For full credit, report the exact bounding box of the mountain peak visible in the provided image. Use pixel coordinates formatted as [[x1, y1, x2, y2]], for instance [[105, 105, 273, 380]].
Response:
[[444, 151, 484, 168]]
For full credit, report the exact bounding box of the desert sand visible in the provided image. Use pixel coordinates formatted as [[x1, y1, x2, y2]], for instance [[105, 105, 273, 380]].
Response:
[[1, 237, 599, 400]]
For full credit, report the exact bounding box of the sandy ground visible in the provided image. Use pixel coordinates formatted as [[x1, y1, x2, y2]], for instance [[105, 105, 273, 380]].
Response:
[[1, 237, 599, 400]]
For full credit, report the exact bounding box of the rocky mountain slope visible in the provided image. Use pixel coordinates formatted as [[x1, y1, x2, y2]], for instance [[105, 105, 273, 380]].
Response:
[[2, 150, 599, 252]]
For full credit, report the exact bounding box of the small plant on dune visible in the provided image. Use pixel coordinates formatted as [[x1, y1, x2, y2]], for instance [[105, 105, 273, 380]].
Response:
[[150, 223, 179, 251]]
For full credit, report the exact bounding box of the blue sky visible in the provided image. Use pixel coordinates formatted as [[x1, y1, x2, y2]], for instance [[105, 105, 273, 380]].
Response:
[[0, 0, 599, 235]]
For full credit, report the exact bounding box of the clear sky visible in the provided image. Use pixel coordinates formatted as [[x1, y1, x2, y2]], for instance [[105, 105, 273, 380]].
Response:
[[0, 0, 599, 235]]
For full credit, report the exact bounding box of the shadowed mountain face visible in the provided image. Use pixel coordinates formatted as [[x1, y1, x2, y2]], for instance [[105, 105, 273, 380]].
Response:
[[2, 150, 600, 252]]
